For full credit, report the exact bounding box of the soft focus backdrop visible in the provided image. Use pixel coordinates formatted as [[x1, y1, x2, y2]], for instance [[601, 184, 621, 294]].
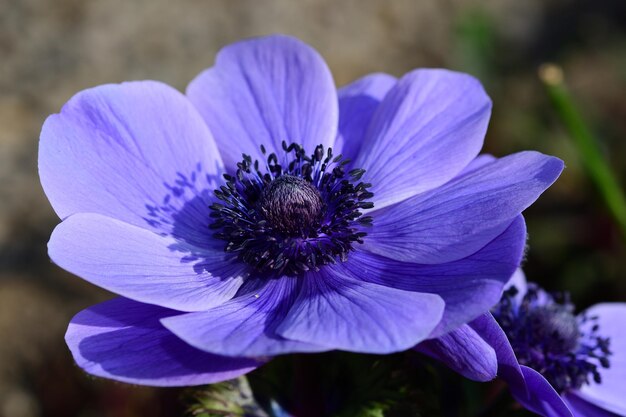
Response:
[[1, 1, 625, 416]]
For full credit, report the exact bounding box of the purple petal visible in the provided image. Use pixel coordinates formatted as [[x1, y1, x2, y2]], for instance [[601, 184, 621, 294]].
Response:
[[161, 277, 330, 357], [335, 73, 396, 161], [574, 303, 626, 416], [470, 315, 572, 417], [415, 319, 497, 382], [505, 268, 528, 292], [276, 267, 445, 354], [345, 216, 526, 337], [353, 69, 492, 210], [470, 314, 528, 397], [363, 151, 563, 264], [66, 297, 260, 387], [457, 154, 496, 176], [505, 268, 529, 306], [516, 366, 573, 417], [187, 35, 338, 168], [564, 393, 621, 417], [49, 213, 245, 312], [39, 81, 222, 236]]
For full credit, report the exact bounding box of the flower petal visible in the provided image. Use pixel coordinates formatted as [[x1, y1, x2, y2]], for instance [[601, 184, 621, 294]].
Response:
[[363, 151, 563, 264], [66, 297, 260, 387], [470, 313, 528, 396], [516, 366, 573, 417], [470, 315, 572, 417], [415, 319, 497, 382], [346, 216, 526, 337], [187, 35, 338, 168], [505, 268, 529, 306], [564, 393, 621, 417], [335, 73, 396, 161], [276, 267, 445, 354], [457, 154, 496, 176], [49, 213, 245, 312], [354, 69, 492, 210], [505, 268, 528, 293], [161, 277, 330, 357], [575, 303, 626, 416], [39, 81, 222, 235]]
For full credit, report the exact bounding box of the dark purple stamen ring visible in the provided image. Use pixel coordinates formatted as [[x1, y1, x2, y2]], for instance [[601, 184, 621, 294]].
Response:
[[209, 141, 374, 276], [493, 284, 612, 393]]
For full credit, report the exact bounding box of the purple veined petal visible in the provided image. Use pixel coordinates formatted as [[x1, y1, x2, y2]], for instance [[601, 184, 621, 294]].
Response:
[[563, 393, 621, 417], [65, 297, 261, 387], [363, 151, 563, 264], [515, 366, 574, 417], [39, 81, 223, 238], [343, 216, 526, 337], [353, 69, 492, 210], [161, 277, 330, 357], [415, 319, 498, 382], [275, 266, 445, 354], [470, 315, 572, 417], [187, 35, 338, 169], [457, 153, 496, 177], [574, 303, 626, 416], [425, 313, 571, 416], [334, 73, 397, 162], [49, 213, 246, 312], [470, 313, 528, 398]]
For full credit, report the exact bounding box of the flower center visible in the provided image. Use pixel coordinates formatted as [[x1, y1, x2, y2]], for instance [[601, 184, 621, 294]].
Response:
[[257, 175, 324, 236], [492, 284, 611, 393], [527, 305, 580, 353], [209, 142, 373, 276]]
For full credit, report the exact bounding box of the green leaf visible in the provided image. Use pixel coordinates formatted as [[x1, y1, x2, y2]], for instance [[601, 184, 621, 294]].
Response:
[[540, 63, 626, 241], [183, 377, 269, 417]]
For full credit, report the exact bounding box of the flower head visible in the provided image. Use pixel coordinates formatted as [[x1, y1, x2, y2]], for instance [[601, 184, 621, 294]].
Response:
[[493, 283, 611, 394], [421, 270, 626, 417], [40, 35, 563, 386]]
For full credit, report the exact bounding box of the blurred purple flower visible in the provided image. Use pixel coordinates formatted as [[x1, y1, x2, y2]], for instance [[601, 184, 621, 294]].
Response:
[[420, 270, 625, 417], [39, 35, 563, 386]]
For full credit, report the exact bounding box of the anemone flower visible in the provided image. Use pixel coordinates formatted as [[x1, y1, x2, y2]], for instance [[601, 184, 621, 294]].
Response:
[[419, 270, 625, 417], [40, 34, 563, 386]]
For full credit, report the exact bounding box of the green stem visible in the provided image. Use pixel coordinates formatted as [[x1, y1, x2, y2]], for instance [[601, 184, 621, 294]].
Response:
[[540, 64, 626, 241]]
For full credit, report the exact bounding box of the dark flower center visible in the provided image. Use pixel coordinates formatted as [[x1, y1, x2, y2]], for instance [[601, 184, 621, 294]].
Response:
[[492, 284, 611, 393], [209, 142, 373, 276], [527, 305, 580, 353], [257, 175, 324, 236]]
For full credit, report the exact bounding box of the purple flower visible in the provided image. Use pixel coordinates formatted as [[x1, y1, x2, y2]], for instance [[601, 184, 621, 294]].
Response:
[[420, 270, 626, 417], [39, 35, 563, 386]]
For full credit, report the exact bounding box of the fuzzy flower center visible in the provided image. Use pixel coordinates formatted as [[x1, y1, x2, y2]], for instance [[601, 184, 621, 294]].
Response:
[[527, 305, 580, 353], [492, 284, 611, 393], [257, 175, 324, 236], [209, 142, 374, 276]]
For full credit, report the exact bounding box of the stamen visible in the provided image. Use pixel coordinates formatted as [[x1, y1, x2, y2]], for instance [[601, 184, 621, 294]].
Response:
[[209, 142, 374, 276], [492, 284, 612, 393]]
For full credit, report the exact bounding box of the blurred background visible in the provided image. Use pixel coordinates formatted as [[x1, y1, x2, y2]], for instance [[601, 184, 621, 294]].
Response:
[[1, 0, 625, 416]]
